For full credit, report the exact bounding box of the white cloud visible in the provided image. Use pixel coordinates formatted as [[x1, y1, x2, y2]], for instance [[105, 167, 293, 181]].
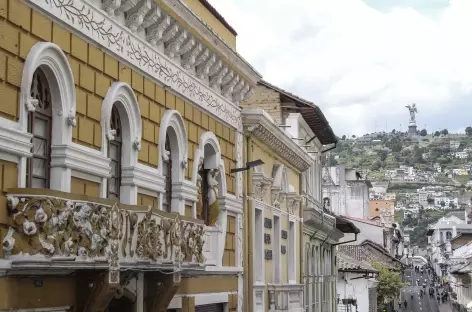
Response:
[[209, 0, 472, 136]]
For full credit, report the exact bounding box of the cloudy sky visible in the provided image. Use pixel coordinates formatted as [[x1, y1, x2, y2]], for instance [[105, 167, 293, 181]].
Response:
[[208, 0, 472, 137]]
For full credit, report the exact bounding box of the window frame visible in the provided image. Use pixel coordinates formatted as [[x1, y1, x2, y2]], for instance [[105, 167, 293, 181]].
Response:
[[26, 68, 52, 189], [107, 105, 122, 199]]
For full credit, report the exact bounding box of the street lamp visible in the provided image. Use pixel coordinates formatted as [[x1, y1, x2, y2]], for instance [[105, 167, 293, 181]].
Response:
[[230, 159, 264, 174]]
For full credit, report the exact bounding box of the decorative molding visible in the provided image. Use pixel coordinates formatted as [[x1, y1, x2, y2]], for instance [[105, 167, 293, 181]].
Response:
[[158, 110, 188, 180], [27, 0, 257, 128], [4, 193, 206, 267], [160, 0, 261, 84], [252, 171, 273, 200], [281, 230, 288, 239], [264, 233, 271, 245], [265, 249, 273, 260], [249, 197, 303, 222], [50, 144, 111, 178], [0, 121, 33, 158], [264, 218, 272, 229], [101, 82, 142, 167], [235, 131, 243, 198], [20, 42, 76, 145], [243, 109, 313, 171], [121, 163, 165, 193]]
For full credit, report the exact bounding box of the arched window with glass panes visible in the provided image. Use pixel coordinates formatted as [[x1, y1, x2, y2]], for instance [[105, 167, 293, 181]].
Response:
[[163, 134, 172, 213], [27, 68, 52, 188], [107, 106, 122, 199]]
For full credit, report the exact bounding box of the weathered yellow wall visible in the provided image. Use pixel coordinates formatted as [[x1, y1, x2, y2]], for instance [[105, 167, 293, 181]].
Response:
[[181, 0, 237, 49], [250, 139, 302, 288], [223, 215, 236, 266], [70, 177, 100, 197], [137, 192, 158, 208], [0, 276, 76, 309], [0, 1, 237, 194]]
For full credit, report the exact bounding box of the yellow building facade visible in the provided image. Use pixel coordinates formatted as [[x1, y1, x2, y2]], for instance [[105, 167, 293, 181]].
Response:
[[241, 81, 346, 312], [0, 0, 260, 311]]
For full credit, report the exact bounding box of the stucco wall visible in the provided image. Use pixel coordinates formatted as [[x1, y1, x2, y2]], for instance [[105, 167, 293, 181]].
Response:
[[337, 273, 372, 312]]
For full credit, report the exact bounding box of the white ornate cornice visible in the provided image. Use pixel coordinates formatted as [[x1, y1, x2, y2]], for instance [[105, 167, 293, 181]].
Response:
[[27, 0, 258, 128], [243, 109, 313, 171], [161, 0, 261, 84]]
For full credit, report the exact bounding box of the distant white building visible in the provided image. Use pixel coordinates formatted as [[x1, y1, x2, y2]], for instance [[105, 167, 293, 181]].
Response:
[[434, 197, 459, 207], [434, 163, 442, 173], [323, 165, 372, 219], [455, 151, 468, 159], [451, 140, 461, 150]]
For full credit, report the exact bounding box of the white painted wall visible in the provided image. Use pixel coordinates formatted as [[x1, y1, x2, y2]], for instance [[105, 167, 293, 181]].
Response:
[[337, 272, 377, 312], [343, 219, 384, 246]]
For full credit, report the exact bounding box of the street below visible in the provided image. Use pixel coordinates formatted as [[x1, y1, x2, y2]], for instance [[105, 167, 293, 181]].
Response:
[[399, 267, 443, 312]]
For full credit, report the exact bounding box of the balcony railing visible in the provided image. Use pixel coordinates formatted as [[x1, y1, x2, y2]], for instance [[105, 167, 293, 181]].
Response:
[[267, 283, 304, 312], [2, 188, 207, 271]]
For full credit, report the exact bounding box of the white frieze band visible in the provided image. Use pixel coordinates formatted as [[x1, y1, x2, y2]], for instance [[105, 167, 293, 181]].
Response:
[[28, 0, 241, 128]]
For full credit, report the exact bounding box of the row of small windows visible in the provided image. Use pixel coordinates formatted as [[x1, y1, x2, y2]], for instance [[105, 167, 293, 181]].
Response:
[[27, 68, 211, 221]]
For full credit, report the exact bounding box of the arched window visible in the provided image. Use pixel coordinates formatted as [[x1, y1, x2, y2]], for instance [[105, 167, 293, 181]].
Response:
[[446, 231, 452, 240], [107, 106, 122, 199], [163, 134, 172, 213], [27, 68, 52, 188], [440, 232, 444, 244]]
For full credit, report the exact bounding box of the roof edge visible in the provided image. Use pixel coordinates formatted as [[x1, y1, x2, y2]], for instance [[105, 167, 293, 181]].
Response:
[[259, 80, 337, 145]]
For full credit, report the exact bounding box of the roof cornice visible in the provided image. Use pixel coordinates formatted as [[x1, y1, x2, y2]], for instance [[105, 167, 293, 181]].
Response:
[[161, 0, 262, 84], [242, 109, 313, 172]]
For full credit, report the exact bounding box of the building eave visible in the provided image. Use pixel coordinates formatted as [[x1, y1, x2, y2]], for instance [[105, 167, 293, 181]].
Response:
[[243, 109, 313, 171], [258, 80, 337, 145]]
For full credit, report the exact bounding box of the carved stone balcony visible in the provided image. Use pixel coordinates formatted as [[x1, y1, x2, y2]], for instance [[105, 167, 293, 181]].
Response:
[[303, 207, 337, 232], [267, 283, 304, 312], [1, 188, 206, 274]]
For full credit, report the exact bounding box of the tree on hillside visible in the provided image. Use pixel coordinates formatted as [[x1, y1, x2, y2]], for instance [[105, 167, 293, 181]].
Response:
[[434, 131, 441, 137], [427, 197, 435, 205], [379, 150, 389, 162], [372, 263, 407, 306], [352, 135, 356, 139], [392, 129, 396, 134], [420, 129, 427, 136], [441, 129, 449, 135], [440, 201, 446, 209], [466, 126, 472, 136], [449, 202, 455, 209], [342, 135, 346, 140]]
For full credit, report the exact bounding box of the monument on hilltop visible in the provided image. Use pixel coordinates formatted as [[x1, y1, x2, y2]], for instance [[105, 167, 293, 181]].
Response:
[[405, 103, 418, 136]]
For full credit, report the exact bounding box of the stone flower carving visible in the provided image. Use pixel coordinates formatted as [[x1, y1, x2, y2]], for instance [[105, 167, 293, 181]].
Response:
[[133, 138, 142, 151], [25, 96, 39, 112]]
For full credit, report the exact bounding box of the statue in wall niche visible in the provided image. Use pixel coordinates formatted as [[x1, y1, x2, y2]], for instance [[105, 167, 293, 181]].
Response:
[[207, 168, 220, 226]]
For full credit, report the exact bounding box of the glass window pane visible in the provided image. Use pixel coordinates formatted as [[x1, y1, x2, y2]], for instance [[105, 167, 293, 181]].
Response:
[[109, 144, 118, 159], [33, 118, 47, 137], [110, 161, 116, 176], [32, 177, 46, 188], [108, 178, 116, 193], [32, 158, 46, 177], [113, 161, 120, 176], [33, 138, 46, 156]]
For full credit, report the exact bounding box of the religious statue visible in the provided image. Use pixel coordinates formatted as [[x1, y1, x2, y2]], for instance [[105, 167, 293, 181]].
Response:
[[196, 161, 220, 226], [207, 168, 220, 226], [405, 103, 418, 124]]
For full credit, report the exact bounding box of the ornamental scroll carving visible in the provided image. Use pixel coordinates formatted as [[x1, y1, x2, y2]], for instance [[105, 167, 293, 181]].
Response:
[[252, 172, 273, 200], [3, 194, 206, 266]]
